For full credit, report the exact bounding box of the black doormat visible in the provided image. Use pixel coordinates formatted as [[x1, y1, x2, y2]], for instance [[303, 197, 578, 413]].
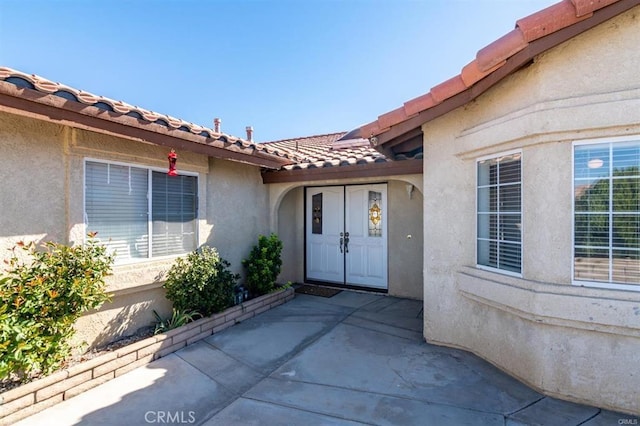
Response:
[[295, 285, 342, 298]]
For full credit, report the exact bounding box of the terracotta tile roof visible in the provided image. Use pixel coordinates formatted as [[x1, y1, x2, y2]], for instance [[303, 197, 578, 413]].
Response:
[[262, 132, 422, 171], [0, 67, 304, 168], [359, 0, 638, 141]]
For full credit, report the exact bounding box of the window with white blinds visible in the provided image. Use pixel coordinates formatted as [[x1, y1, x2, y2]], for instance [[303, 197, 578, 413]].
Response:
[[477, 152, 522, 275], [574, 140, 640, 289], [85, 161, 197, 263]]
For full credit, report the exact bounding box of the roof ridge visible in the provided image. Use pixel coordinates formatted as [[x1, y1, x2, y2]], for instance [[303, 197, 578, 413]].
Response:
[[261, 131, 348, 144]]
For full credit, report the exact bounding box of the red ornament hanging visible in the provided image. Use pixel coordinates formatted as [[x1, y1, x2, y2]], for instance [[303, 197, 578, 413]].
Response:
[[167, 149, 178, 176]]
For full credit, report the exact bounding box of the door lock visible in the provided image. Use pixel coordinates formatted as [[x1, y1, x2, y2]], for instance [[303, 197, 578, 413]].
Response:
[[339, 232, 344, 253], [344, 232, 350, 253]]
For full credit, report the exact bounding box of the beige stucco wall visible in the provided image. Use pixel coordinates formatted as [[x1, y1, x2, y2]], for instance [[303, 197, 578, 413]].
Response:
[[0, 114, 66, 252], [0, 111, 270, 349], [277, 186, 305, 284], [387, 180, 423, 299], [421, 7, 640, 414], [268, 174, 424, 299], [204, 157, 270, 276]]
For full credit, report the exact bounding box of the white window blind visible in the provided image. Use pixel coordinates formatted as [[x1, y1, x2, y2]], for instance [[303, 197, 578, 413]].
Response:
[[574, 141, 640, 287], [477, 153, 522, 274], [85, 161, 197, 263], [151, 171, 197, 257]]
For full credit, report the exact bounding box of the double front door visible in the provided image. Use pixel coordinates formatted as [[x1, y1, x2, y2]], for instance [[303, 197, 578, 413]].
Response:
[[305, 184, 387, 289]]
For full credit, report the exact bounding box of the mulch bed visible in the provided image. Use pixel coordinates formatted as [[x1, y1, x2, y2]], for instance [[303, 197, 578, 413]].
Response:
[[295, 284, 342, 298], [0, 326, 155, 394]]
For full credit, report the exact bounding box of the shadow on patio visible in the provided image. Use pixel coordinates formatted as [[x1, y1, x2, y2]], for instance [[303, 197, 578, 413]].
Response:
[[15, 291, 637, 425]]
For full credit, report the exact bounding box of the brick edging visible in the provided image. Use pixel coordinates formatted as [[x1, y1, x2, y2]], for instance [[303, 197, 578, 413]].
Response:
[[0, 287, 295, 425]]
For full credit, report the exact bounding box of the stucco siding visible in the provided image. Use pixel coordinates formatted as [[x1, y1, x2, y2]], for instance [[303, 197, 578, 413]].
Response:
[[388, 180, 423, 299], [0, 113, 66, 251], [205, 158, 270, 278], [277, 186, 304, 284], [0, 111, 271, 348], [421, 7, 640, 414]]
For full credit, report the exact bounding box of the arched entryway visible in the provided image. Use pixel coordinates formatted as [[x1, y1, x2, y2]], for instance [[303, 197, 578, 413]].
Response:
[[270, 178, 423, 300]]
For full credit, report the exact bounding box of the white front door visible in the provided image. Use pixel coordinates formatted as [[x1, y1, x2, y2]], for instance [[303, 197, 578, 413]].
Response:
[[305, 184, 388, 289]]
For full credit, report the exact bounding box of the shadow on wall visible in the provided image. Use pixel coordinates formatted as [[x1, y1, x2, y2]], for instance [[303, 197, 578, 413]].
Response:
[[75, 286, 172, 352]]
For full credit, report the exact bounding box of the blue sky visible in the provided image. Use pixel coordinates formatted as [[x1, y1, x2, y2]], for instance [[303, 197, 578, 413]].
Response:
[[0, 0, 556, 142]]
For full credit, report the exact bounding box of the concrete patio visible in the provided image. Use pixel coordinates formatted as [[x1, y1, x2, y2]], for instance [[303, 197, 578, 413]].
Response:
[[15, 290, 637, 425]]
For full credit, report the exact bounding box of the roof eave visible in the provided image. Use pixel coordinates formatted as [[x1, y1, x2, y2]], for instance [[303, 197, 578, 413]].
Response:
[[368, 0, 639, 150], [261, 158, 423, 184], [0, 81, 295, 170]]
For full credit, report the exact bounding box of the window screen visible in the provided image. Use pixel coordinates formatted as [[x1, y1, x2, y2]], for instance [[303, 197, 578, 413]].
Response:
[[477, 153, 522, 274]]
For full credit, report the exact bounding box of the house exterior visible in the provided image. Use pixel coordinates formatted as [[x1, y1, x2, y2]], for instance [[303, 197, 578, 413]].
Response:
[[354, 0, 640, 415], [1, 0, 639, 416], [262, 132, 423, 300], [0, 68, 423, 351], [0, 68, 301, 348]]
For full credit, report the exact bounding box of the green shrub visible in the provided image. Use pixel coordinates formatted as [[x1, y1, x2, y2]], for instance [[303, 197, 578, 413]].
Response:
[[163, 246, 239, 317], [242, 234, 283, 296], [0, 236, 113, 380], [152, 308, 200, 335]]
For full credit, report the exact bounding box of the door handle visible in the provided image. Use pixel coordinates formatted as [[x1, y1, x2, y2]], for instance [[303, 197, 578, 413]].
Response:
[[339, 232, 344, 253], [344, 232, 350, 253]]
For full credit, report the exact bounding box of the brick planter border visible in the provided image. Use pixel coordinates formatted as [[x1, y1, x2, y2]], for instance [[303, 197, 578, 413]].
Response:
[[0, 287, 295, 425]]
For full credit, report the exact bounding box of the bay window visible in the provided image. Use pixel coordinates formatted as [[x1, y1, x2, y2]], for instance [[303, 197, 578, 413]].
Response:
[[477, 152, 522, 275], [573, 138, 640, 289]]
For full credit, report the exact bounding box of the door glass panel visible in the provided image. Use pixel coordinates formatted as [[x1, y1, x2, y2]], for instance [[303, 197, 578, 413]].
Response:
[[312, 193, 322, 234], [368, 191, 382, 237]]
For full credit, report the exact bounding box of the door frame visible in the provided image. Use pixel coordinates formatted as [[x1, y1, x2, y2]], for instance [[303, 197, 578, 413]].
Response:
[[304, 183, 388, 292]]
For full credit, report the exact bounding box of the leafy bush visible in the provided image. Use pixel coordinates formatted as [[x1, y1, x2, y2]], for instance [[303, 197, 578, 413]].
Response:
[[163, 246, 239, 317], [242, 234, 283, 296], [0, 236, 113, 380], [152, 308, 200, 335]]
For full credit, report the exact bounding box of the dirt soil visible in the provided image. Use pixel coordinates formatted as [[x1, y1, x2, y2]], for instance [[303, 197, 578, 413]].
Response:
[[0, 326, 155, 394]]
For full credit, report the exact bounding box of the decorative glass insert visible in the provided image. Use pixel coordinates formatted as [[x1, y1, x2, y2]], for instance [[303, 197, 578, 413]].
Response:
[[312, 193, 322, 234], [368, 191, 382, 237], [574, 141, 640, 287]]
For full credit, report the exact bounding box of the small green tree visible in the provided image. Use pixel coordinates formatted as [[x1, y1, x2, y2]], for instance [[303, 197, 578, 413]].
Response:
[[242, 234, 283, 296], [0, 235, 113, 380], [163, 246, 239, 317]]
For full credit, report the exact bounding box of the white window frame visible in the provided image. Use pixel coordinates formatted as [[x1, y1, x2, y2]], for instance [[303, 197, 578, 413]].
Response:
[[572, 135, 640, 292], [476, 149, 523, 278], [83, 158, 199, 265]]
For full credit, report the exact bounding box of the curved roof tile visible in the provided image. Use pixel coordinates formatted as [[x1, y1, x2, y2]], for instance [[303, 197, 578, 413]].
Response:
[[359, 0, 634, 140], [572, 0, 620, 16], [517, 0, 591, 42], [0, 67, 305, 165], [262, 131, 420, 170], [476, 28, 528, 72], [430, 75, 467, 104]]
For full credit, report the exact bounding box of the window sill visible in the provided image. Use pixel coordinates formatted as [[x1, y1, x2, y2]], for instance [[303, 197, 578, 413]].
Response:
[[573, 279, 640, 293], [475, 264, 522, 279], [457, 266, 640, 337], [106, 256, 185, 295]]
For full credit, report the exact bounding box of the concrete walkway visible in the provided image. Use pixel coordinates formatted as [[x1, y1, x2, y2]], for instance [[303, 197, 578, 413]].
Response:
[[16, 291, 637, 425]]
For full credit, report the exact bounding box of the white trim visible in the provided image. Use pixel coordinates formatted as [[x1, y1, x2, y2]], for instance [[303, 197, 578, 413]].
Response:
[[475, 148, 523, 163], [572, 134, 640, 147], [83, 157, 199, 266], [571, 136, 640, 292], [475, 149, 523, 278]]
